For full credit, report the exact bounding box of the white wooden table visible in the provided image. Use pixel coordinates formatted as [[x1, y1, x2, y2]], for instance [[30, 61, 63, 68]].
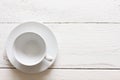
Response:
[[1, 0, 120, 79]]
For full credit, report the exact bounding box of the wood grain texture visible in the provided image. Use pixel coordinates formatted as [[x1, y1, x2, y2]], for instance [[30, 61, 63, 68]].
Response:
[[1, 0, 120, 79], [0, 0, 120, 22], [0, 23, 120, 68], [1, 69, 120, 80]]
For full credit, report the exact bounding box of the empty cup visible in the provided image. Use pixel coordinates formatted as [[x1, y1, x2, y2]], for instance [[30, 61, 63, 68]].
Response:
[[13, 32, 46, 66]]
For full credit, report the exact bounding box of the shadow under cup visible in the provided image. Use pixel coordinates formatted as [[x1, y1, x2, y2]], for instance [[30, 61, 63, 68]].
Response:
[[13, 32, 46, 66]]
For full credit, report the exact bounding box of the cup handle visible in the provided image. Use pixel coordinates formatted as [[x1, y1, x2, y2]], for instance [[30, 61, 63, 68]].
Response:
[[45, 55, 53, 62]]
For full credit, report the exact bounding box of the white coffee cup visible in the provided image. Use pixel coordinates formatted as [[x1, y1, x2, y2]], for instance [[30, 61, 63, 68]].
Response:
[[13, 32, 46, 66]]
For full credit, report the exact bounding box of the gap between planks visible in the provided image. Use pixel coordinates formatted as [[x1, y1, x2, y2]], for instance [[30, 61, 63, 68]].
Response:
[[1, 67, 120, 70], [0, 22, 120, 24]]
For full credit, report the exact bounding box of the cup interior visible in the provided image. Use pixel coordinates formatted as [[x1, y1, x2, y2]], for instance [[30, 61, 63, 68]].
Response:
[[13, 32, 46, 66]]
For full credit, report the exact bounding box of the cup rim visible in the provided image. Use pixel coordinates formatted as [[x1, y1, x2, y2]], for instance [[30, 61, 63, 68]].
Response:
[[13, 32, 46, 66]]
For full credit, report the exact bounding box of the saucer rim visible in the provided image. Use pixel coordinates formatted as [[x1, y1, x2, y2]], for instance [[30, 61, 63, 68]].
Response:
[[6, 22, 58, 73]]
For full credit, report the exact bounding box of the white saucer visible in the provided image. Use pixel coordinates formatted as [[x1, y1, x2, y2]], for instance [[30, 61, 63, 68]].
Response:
[[6, 22, 58, 73]]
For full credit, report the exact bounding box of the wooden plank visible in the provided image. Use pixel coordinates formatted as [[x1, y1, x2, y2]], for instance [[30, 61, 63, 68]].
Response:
[[0, 0, 120, 22], [0, 69, 120, 80], [1, 23, 120, 68]]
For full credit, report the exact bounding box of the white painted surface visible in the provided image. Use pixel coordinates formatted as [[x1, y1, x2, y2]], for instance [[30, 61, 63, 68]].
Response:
[[0, 0, 120, 22], [1, 0, 120, 79], [1, 23, 120, 68], [1, 69, 120, 80]]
